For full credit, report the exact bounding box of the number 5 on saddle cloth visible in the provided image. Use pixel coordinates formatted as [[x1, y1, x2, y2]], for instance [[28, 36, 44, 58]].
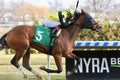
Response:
[[34, 25, 58, 46], [33, 25, 61, 54]]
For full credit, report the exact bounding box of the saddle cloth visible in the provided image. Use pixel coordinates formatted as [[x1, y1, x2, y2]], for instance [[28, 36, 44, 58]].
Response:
[[33, 25, 55, 46]]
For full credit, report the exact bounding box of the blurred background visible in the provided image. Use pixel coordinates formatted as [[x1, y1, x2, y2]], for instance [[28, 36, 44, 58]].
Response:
[[0, 0, 120, 40], [0, 0, 120, 80]]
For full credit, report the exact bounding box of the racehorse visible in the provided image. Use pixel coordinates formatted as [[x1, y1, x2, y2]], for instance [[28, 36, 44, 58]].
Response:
[[0, 9, 101, 80]]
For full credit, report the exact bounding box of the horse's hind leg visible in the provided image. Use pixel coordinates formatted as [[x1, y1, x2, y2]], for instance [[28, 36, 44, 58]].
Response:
[[22, 47, 43, 80], [11, 50, 28, 79]]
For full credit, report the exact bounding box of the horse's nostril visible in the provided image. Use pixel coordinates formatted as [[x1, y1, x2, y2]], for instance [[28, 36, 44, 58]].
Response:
[[96, 27, 102, 32]]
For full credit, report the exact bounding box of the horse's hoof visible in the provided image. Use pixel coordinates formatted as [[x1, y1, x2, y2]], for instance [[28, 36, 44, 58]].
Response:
[[35, 73, 43, 80], [23, 77, 29, 80], [24, 76, 28, 79], [23, 74, 28, 79], [66, 71, 73, 77], [41, 79, 46, 80], [40, 66, 45, 70], [0, 44, 3, 51]]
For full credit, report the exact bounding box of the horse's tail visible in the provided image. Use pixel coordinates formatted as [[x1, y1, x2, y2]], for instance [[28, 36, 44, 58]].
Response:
[[0, 33, 9, 51]]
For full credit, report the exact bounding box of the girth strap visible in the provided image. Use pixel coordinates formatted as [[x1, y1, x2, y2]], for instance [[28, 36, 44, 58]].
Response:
[[48, 37, 53, 55]]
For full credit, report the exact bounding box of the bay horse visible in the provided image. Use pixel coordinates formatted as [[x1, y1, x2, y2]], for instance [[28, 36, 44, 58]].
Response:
[[0, 9, 101, 80]]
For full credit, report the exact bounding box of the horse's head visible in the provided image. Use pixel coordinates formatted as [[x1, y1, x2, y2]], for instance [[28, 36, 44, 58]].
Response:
[[74, 9, 102, 32]]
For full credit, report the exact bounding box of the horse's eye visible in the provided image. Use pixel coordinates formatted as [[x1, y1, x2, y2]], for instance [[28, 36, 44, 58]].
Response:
[[89, 18, 92, 19]]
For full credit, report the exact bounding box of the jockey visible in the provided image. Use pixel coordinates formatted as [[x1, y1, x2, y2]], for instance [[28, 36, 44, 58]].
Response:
[[44, 9, 74, 37]]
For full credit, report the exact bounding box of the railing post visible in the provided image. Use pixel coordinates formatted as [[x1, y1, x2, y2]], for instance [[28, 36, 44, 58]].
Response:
[[47, 54, 51, 80]]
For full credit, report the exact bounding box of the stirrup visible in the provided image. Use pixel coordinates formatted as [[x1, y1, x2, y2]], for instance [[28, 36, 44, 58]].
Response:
[[50, 34, 57, 38]]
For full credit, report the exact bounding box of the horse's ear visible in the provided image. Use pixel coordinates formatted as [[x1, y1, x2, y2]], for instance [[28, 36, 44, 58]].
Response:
[[81, 9, 85, 14]]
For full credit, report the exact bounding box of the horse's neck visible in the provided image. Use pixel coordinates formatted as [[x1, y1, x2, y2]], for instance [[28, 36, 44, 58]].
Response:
[[62, 25, 81, 42]]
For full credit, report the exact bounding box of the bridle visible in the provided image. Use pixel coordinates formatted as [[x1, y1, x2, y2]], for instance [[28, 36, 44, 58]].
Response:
[[72, 12, 101, 32], [83, 13, 97, 29], [72, 12, 97, 29]]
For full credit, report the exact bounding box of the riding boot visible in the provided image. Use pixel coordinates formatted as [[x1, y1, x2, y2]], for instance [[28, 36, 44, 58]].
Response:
[[50, 26, 60, 37], [60, 21, 72, 28]]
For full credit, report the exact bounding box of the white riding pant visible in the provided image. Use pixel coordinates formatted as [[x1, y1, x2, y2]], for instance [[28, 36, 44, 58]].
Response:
[[44, 18, 61, 28]]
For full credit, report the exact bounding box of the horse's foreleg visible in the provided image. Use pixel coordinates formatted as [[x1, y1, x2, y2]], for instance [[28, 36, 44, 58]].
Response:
[[53, 53, 63, 73], [40, 53, 62, 73], [22, 48, 43, 80], [65, 53, 80, 76], [11, 51, 27, 79], [70, 53, 80, 72]]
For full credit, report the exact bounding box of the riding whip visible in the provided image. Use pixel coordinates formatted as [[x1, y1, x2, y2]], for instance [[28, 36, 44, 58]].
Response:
[[75, 0, 79, 11], [76, 0, 79, 9]]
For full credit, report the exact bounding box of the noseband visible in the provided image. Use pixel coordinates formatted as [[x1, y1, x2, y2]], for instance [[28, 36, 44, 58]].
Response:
[[72, 13, 95, 28]]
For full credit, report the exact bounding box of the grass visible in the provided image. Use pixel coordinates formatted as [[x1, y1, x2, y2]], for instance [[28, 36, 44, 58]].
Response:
[[0, 50, 66, 80], [0, 75, 66, 80]]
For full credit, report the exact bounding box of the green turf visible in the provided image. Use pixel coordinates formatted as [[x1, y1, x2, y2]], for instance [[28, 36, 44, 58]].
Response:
[[0, 74, 66, 80], [0, 52, 66, 80]]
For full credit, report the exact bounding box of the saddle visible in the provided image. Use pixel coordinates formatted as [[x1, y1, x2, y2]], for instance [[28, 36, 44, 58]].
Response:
[[34, 25, 61, 55], [33, 25, 60, 46]]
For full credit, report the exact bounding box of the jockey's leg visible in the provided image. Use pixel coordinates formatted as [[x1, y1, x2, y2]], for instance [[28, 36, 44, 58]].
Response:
[[50, 26, 60, 37], [44, 18, 61, 37]]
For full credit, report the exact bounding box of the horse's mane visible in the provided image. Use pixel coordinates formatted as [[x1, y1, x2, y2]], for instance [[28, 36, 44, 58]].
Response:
[[69, 11, 84, 28]]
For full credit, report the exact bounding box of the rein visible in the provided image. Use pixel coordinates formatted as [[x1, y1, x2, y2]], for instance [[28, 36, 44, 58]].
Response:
[[73, 23, 82, 27], [73, 13, 93, 29]]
